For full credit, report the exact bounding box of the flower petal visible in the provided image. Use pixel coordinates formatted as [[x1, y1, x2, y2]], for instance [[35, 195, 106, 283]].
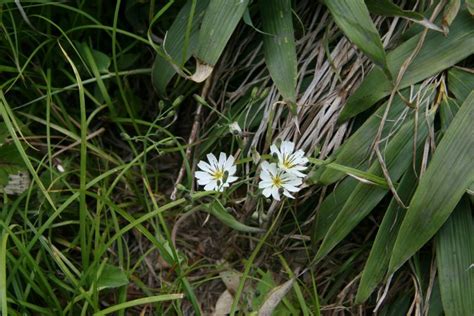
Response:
[[283, 190, 295, 199], [204, 181, 217, 191], [207, 153, 218, 169], [271, 188, 281, 201], [224, 155, 235, 170], [281, 141, 295, 155], [218, 152, 227, 168], [227, 176, 238, 183], [197, 161, 213, 173], [262, 187, 273, 197], [259, 180, 273, 189], [195, 171, 212, 181]]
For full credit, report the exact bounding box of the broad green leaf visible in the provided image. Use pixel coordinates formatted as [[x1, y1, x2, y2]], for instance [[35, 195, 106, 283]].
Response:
[[195, 0, 249, 66], [311, 177, 359, 244], [96, 264, 129, 290], [389, 92, 474, 274], [324, 0, 389, 76], [365, 0, 423, 20], [315, 109, 434, 261], [339, 9, 474, 121], [260, 0, 297, 103], [448, 67, 474, 103], [152, 0, 209, 95], [205, 200, 264, 233], [435, 198, 474, 316], [313, 90, 410, 185], [356, 165, 419, 303]]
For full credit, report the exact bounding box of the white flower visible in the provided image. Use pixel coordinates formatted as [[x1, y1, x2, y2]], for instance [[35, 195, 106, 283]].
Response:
[[258, 161, 302, 201], [270, 141, 308, 178], [195, 153, 238, 192]]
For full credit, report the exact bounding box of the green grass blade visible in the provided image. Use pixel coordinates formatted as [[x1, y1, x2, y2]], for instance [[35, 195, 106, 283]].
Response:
[[195, 0, 249, 66], [324, 0, 389, 76], [94, 294, 184, 316], [0, 231, 9, 315], [389, 91, 474, 274], [448, 67, 474, 103], [315, 109, 434, 261], [356, 165, 419, 303], [313, 90, 409, 185], [151, 0, 209, 95], [259, 0, 297, 103], [339, 9, 474, 122], [435, 198, 474, 316]]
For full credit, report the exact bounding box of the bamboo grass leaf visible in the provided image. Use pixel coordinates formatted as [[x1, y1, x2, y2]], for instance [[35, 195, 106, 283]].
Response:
[[435, 198, 474, 316], [324, 0, 389, 77], [315, 110, 434, 262], [389, 92, 474, 274], [195, 0, 249, 67], [356, 165, 419, 303], [260, 0, 297, 103], [448, 67, 474, 103], [339, 9, 474, 122], [313, 90, 410, 185], [151, 0, 209, 95]]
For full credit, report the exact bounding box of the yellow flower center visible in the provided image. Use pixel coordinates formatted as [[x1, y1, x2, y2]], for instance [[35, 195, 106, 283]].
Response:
[[212, 169, 224, 181], [272, 176, 283, 188], [282, 155, 294, 169]]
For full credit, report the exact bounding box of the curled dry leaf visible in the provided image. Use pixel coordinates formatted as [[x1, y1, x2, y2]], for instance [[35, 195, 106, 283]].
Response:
[[212, 290, 234, 316], [258, 278, 294, 316], [189, 59, 214, 83]]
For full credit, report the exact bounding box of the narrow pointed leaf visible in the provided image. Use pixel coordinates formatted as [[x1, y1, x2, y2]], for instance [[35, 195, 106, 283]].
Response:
[[436, 198, 474, 316], [365, 0, 424, 20], [260, 0, 297, 102], [339, 9, 474, 121], [315, 110, 434, 261], [324, 0, 389, 76], [389, 92, 474, 274], [195, 0, 249, 66], [152, 0, 209, 95]]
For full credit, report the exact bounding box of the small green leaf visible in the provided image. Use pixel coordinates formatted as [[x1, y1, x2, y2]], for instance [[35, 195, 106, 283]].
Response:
[[436, 198, 474, 316], [96, 264, 129, 290], [260, 0, 297, 103], [389, 91, 474, 274], [205, 200, 264, 233], [77, 43, 110, 74]]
